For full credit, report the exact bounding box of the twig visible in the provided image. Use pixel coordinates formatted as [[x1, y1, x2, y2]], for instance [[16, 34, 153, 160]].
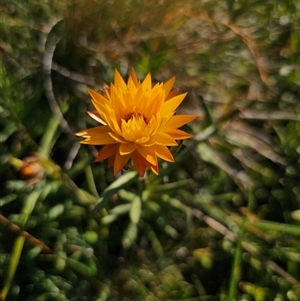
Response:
[[42, 25, 83, 170], [64, 142, 81, 170], [0, 214, 53, 254], [42, 32, 73, 136], [51, 61, 96, 86]]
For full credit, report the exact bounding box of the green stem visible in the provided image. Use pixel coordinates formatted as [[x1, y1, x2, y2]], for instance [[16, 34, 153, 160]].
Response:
[[228, 224, 244, 301], [0, 236, 25, 300], [0, 189, 41, 300], [85, 165, 100, 199]]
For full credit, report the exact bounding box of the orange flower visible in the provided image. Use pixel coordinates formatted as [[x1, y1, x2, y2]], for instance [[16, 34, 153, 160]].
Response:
[[76, 69, 197, 177]]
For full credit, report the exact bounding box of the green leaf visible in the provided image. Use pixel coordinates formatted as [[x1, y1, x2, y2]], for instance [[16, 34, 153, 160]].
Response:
[[122, 222, 138, 249], [228, 224, 244, 301], [101, 214, 118, 225], [65, 257, 97, 277], [148, 179, 191, 194], [110, 203, 132, 215], [246, 220, 300, 237], [93, 171, 138, 212], [39, 116, 60, 157], [130, 196, 141, 224]]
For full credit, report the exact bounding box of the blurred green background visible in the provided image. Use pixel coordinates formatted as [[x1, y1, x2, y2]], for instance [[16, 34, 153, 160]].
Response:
[[1, 0, 300, 300]]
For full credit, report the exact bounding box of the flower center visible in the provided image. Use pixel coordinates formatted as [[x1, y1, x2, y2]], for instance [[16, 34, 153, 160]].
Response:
[[123, 108, 148, 124]]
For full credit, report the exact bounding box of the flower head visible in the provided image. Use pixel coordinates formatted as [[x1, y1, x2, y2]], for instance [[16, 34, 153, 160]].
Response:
[[76, 69, 197, 177]]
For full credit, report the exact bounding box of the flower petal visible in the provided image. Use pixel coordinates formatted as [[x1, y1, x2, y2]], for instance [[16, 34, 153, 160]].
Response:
[[148, 163, 159, 175], [162, 76, 175, 98], [100, 105, 122, 136], [120, 143, 137, 155], [165, 128, 194, 140], [95, 144, 119, 162], [142, 73, 152, 92], [88, 88, 110, 106], [155, 145, 174, 162], [161, 115, 197, 130], [152, 132, 178, 146], [108, 131, 127, 143], [76, 126, 116, 145], [129, 68, 139, 87], [114, 69, 127, 91], [161, 93, 187, 116], [136, 146, 157, 166], [135, 133, 150, 144], [138, 136, 156, 147], [131, 151, 147, 177], [114, 149, 131, 174], [166, 88, 178, 100], [108, 155, 115, 167], [87, 111, 107, 125]]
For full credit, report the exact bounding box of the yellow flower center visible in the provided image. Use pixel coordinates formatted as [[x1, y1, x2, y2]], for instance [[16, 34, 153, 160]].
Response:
[[123, 109, 148, 124], [120, 108, 147, 142]]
